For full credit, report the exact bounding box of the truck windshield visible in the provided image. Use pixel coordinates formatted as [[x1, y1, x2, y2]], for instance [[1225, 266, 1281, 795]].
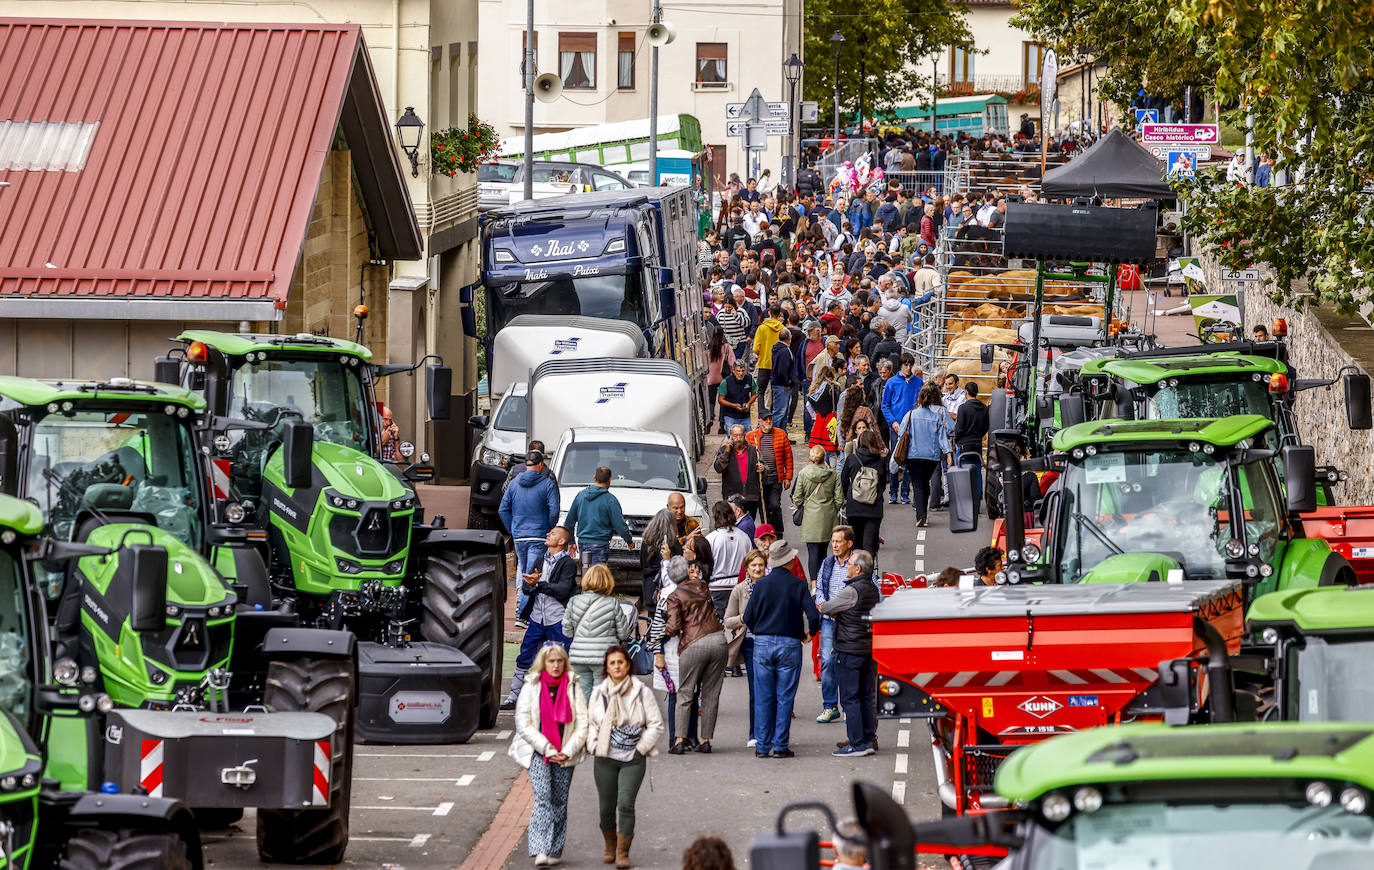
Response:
[[0, 548, 32, 725], [1293, 637, 1374, 721], [557, 443, 690, 490], [1055, 451, 1280, 582], [28, 410, 202, 546], [1027, 801, 1374, 869], [229, 358, 371, 451], [486, 272, 649, 334], [1145, 379, 1273, 419]]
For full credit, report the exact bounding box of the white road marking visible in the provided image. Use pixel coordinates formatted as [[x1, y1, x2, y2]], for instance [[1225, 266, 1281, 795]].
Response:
[[477, 750, 495, 762], [457, 774, 475, 786], [915, 544, 925, 556], [358, 752, 488, 758], [351, 835, 432, 846], [892, 780, 907, 803], [410, 834, 431, 848], [895, 753, 909, 774], [357, 777, 475, 784], [434, 801, 454, 816], [917, 530, 927, 541], [496, 729, 512, 739], [356, 805, 443, 812], [913, 560, 924, 572], [900, 718, 912, 724], [897, 730, 911, 748]]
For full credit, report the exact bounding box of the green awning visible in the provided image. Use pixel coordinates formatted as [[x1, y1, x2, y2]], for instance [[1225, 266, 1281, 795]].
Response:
[[885, 94, 1008, 121]]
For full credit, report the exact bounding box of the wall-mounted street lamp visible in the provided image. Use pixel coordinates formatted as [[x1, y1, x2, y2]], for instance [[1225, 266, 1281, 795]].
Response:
[[395, 106, 425, 178]]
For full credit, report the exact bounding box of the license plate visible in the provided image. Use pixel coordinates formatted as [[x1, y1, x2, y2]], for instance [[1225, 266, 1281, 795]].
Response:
[[609, 537, 642, 551]]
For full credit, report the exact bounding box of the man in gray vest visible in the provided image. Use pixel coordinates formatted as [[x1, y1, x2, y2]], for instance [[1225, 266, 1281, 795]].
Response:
[[822, 549, 881, 756]]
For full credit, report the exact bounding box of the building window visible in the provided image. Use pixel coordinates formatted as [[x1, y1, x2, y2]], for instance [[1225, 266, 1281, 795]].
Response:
[[559, 32, 596, 90], [696, 43, 727, 85], [520, 31, 537, 80], [1023, 42, 1046, 87], [618, 32, 636, 90], [949, 46, 975, 92]]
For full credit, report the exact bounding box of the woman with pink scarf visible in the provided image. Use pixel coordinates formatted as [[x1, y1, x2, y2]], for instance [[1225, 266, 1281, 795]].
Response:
[[508, 643, 588, 866]]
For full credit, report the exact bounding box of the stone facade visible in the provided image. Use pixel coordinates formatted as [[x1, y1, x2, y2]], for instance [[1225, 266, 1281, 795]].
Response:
[[1196, 248, 1374, 502], [279, 145, 391, 403]]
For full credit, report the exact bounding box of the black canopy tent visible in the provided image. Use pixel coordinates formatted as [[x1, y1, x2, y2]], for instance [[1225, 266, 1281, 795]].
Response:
[[1040, 128, 1174, 199]]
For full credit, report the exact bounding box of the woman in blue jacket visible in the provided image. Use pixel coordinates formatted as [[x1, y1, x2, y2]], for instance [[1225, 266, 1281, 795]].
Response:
[[895, 385, 953, 527]]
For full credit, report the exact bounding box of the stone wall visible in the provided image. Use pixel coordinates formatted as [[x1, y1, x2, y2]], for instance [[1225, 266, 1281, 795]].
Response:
[[1196, 248, 1374, 502]]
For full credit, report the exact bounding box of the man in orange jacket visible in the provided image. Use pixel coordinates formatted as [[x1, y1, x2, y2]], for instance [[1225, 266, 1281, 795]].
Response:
[[746, 414, 793, 530]]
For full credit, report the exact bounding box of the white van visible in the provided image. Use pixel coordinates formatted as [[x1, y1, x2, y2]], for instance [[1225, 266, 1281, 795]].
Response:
[[489, 315, 647, 404], [526, 358, 697, 458]]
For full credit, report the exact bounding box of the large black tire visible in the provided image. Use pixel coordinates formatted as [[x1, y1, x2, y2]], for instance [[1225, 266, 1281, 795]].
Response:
[[256, 658, 355, 864], [60, 829, 192, 870], [419, 549, 505, 729]]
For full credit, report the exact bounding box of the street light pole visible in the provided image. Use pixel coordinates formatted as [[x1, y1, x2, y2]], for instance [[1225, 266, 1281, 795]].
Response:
[[523, 0, 534, 201], [830, 31, 844, 142], [783, 53, 803, 190], [931, 58, 938, 135], [649, 0, 662, 186]]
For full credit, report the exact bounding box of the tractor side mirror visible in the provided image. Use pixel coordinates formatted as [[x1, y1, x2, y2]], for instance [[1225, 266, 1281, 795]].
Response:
[[128, 544, 169, 633], [979, 344, 995, 369], [282, 420, 315, 490], [427, 365, 453, 421], [153, 356, 181, 386], [947, 468, 978, 534], [1109, 383, 1135, 420], [1344, 372, 1372, 430], [853, 782, 916, 870], [0, 415, 17, 496], [1282, 444, 1318, 514], [696, 476, 708, 495], [1059, 393, 1086, 429], [1157, 658, 1198, 727]]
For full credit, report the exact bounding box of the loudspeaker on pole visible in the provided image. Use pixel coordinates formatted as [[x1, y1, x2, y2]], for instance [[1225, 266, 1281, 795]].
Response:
[[646, 21, 676, 46], [533, 73, 563, 103]]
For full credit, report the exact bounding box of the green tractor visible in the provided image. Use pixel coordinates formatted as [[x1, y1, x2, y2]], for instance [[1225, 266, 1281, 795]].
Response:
[[0, 493, 206, 870], [964, 415, 1355, 602], [156, 331, 506, 735], [754, 722, 1374, 869], [0, 377, 357, 864]]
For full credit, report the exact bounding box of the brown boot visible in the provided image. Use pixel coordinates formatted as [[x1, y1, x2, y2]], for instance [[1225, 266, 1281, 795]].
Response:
[[615, 833, 633, 868], [601, 829, 617, 864]]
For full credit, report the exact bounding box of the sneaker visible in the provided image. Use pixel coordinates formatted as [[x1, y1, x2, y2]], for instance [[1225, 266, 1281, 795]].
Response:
[[747, 738, 757, 748], [917, 517, 928, 528], [534, 855, 549, 867], [888, 497, 898, 504], [755, 749, 772, 759], [901, 496, 911, 504], [514, 618, 529, 630], [833, 745, 874, 757], [499, 698, 517, 711], [773, 749, 796, 759], [816, 708, 841, 723]]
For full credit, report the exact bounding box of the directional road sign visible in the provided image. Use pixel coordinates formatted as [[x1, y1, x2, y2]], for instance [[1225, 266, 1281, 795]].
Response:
[[1140, 123, 1219, 144], [763, 119, 790, 134], [725, 97, 790, 119], [725, 120, 746, 137]]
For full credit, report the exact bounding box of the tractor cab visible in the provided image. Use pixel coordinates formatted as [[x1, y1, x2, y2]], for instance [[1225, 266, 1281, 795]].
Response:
[[1249, 585, 1374, 722], [963, 415, 1354, 602]]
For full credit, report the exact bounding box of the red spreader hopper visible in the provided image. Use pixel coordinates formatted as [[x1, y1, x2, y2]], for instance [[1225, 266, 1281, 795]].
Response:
[[871, 581, 1244, 814], [1301, 506, 1374, 585]]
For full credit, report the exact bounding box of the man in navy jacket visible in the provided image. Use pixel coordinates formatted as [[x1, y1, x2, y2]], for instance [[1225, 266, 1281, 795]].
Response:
[[743, 540, 822, 758]]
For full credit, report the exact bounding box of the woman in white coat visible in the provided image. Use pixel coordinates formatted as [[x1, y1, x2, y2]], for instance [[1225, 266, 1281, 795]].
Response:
[[587, 644, 664, 868], [509, 643, 589, 866]]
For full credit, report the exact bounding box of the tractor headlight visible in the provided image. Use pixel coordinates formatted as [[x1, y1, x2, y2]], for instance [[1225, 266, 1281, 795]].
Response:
[[208, 606, 221, 617], [54, 658, 78, 686], [1071, 448, 1085, 460], [879, 679, 901, 696], [1341, 787, 1368, 814], [177, 406, 190, 418], [166, 604, 181, 618], [1307, 781, 1333, 807], [336, 558, 363, 575], [331, 495, 345, 507], [1042, 793, 1072, 822], [1085, 445, 1097, 456], [1007, 570, 1022, 584], [1202, 443, 1215, 454], [346, 499, 359, 509], [1021, 543, 1042, 563], [1260, 564, 1273, 577], [80, 666, 97, 685], [20, 774, 34, 789], [1224, 539, 1246, 559], [77, 695, 96, 713], [1261, 626, 1280, 645], [421, 452, 431, 464], [0, 531, 13, 546], [213, 434, 232, 452], [224, 502, 247, 524], [0, 777, 16, 791], [95, 694, 114, 714], [1073, 786, 1103, 813], [399, 441, 416, 459], [385, 560, 405, 575]]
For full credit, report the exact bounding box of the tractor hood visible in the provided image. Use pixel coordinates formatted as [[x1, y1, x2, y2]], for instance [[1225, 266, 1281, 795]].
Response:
[[1249, 585, 1374, 634], [1080, 552, 1185, 584], [302, 442, 409, 503]]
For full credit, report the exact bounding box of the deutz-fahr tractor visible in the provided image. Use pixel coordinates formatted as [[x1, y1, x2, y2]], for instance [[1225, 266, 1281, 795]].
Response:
[[156, 331, 507, 735], [0, 493, 206, 870], [0, 376, 357, 864], [751, 723, 1374, 870], [969, 415, 1356, 600]]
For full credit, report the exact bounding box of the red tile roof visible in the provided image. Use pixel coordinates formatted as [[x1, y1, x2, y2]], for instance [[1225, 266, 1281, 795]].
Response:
[[0, 19, 419, 311]]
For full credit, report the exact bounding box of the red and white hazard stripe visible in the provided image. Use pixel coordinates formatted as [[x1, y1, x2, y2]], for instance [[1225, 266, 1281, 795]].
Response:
[[209, 458, 232, 500], [910, 667, 1159, 690], [140, 739, 164, 798], [312, 740, 332, 806]]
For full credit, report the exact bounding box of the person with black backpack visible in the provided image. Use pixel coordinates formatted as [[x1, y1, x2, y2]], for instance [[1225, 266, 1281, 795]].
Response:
[[839, 429, 888, 557]]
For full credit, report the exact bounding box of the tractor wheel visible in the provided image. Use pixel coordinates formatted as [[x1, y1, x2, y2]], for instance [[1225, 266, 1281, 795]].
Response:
[[419, 549, 505, 729], [59, 829, 191, 870], [256, 657, 355, 864]]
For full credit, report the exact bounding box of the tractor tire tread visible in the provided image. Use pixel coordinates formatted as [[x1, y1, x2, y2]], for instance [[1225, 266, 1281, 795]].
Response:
[[419, 549, 504, 729], [256, 657, 355, 864], [59, 828, 191, 870]]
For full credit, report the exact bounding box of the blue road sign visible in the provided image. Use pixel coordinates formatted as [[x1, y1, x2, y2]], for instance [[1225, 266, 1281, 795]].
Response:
[[1135, 108, 1159, 124]]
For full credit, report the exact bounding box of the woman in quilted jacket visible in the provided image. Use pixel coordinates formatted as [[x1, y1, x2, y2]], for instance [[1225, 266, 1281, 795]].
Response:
[[562, 564, 634, 701]]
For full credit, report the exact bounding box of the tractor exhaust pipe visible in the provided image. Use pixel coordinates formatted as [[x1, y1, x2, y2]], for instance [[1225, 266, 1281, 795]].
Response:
[[1194, 616, 1235, 724], [993, 439, 1026, 561], [930, 734, 958, 811]]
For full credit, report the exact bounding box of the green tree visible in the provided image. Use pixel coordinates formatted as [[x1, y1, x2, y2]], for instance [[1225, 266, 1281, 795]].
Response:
[[803, 0, 973, 131]]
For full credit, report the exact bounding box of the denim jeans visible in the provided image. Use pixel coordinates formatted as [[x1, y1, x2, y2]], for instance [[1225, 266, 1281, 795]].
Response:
[[742, 636, 756, 742], [513, 538, 547, 616], [800, 379, 813, 433], [579, 545, 610, 568], [835, 652, 878, 750], [770, 384, 793, 428], [888, 463, 910, 501], [819, 619, 838, 710], [752, 635, 803, 753], [722, 414, 752, 433]]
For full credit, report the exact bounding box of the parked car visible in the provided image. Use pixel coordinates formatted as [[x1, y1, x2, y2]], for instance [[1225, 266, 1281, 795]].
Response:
[[478, 159, 633, 210]]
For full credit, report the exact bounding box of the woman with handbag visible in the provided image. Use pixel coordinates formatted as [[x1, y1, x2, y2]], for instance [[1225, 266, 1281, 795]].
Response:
[[563, 564, 634, 702], [508, 642, 588, 867], [792, 445, 844, 581], [648, 557, 696, 749], [587, 645, 663, 868], [639, 509, 681, 612], [663, 555, 729, 755], [895, 384, 954, 528], [723, 549, 767, 748], [807, 365, 841, 464]]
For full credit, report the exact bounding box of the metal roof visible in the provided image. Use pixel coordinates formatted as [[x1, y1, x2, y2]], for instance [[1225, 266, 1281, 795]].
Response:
[[0, 19, 421, 320]]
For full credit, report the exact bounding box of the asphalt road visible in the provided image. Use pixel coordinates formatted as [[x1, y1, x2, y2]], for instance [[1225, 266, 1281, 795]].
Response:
[[204, 423, 984, 868]]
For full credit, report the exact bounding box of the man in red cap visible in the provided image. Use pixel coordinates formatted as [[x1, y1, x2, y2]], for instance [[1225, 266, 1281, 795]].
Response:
[[738, 524, 806, 583]]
